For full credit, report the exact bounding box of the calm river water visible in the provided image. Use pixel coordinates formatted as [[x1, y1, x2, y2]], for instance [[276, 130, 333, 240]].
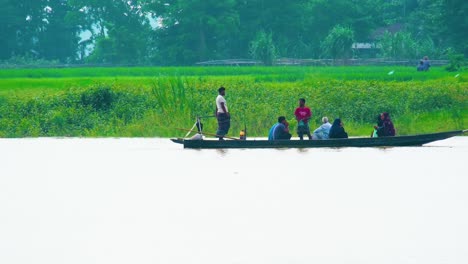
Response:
[[1, 137, 467, 264]]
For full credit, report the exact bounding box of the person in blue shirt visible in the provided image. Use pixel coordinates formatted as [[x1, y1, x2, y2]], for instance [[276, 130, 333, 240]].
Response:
[[268, 116, 292, 141], [417, 60, 424, 71], [422, 56, 431, 71]]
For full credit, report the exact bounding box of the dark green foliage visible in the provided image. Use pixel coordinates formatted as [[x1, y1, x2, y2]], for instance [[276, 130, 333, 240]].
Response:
[[0, 0, 85, 62], [249, 31, 277, 65], [446, 53, 466, 72], [440, 0, 468, 56], [149, 0, 239, 65], [378, 31, 417, 59], [0, 84, 153, 137], [1, 0, 467, 63], [80, 86, 116, 111], [321, 25, 355, 62]]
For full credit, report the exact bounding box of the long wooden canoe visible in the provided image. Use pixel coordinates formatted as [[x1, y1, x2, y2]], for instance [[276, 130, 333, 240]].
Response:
[[171, 130, 466, 149]]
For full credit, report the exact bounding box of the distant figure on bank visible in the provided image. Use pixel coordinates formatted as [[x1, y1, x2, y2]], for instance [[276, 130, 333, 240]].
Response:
[[417, 60, 425, 71], [312, 116, 332, 140], [268, 116, 292, 141], [294, 98, 312, 140], [373, 112, 396, 137], [422, 56, 431, 71], [215, 86, 230, 140], [329, 118, 348, 139]]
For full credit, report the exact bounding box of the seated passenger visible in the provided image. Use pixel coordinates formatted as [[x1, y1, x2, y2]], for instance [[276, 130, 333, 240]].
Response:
[[329, 118, 348, 139], [371, 114, 383, 137], [374, 112, 396, 137], [312, 116, 332, 140], [422, 56, 431, 71], [417, 60, 424, 71], [268, 116, 292, 141]]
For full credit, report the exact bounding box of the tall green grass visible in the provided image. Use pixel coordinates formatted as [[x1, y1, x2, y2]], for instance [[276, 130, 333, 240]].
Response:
[[1, 66, 465, 81], [0, 74, 465, 137]]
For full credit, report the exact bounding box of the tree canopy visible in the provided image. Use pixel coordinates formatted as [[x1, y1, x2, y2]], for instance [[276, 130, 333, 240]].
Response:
[[1, 0, 466, 65]]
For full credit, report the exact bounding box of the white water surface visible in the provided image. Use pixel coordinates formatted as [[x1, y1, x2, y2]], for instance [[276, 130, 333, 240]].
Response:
[[1, 137, 467, 264]]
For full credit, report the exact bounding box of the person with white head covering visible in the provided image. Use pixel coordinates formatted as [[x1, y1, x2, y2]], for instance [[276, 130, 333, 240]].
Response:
[[312, 116, 332, 140]]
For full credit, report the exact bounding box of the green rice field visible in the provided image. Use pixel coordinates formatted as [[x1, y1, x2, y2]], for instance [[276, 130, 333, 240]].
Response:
[[0, 66, 466, 138]]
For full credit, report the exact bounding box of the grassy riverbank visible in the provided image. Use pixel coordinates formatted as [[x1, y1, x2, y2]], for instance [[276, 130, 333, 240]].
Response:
[[0, 66, 466, 138]]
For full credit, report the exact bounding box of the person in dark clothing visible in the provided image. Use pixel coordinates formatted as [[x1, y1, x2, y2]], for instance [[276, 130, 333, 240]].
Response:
[[371, 114, 384, 137], [374, 112, 396, 137], [422, 56, 431, 71], [329, 118, 348, 139], [268, 116, 292, 141], [417, 60, 424, 71]]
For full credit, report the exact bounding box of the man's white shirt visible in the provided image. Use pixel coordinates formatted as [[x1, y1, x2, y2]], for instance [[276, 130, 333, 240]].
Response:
[[216, 95, 228, 113]]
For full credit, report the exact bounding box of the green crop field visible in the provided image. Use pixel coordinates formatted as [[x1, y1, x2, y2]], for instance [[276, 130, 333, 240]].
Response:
[[0, 66, 466, 138]]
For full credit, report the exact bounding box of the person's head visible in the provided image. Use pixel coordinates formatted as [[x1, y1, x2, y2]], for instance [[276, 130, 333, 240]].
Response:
[[423, 56, 428, 60], [382, 112, 391, 121], [298, 98, 306, 107], [379, 113, 385, 120], [278, 116, 286, 124], [322, 117, 329, 123], [218, 86, 226, 96], [333, 118, 342, 127]]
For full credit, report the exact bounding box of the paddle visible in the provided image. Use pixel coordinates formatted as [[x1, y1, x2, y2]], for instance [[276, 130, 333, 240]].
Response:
[[174, 127, 241, 140]]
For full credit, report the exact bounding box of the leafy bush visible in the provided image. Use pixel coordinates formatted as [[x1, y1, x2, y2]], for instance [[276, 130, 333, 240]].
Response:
[[80, 85, 116, 111], [445, 53, 466, 72], [378, 31, 417, 59], [0, 67, 465, 137], [249, 31, 278, 66], [321, 25, 355, 63]]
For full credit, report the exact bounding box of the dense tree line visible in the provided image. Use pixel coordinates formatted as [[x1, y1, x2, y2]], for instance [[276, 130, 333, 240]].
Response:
[[1, 0, 466, 65]]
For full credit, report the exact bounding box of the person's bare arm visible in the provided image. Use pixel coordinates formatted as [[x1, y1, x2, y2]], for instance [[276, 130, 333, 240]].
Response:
[[304, 110, 312, 121], [220, 102, 229, 117]]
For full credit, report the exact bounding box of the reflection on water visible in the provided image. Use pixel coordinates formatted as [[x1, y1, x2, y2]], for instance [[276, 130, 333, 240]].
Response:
[[215, 148, 229, 156], [0, 137, 467, 264]]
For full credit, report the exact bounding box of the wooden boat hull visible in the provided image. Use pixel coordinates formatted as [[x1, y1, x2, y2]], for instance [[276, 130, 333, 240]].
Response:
[[171, 130, 466, 149]]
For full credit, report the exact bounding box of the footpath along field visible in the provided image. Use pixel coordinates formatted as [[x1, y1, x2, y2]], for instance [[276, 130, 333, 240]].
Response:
[[0, 66, 466, 138]]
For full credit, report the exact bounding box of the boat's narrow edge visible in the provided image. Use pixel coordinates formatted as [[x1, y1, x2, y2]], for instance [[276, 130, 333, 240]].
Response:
[[170, 130, 466, 149]]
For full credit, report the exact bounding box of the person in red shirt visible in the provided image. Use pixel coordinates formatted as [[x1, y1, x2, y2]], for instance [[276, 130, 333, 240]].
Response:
[[294, 98, 312, 140]]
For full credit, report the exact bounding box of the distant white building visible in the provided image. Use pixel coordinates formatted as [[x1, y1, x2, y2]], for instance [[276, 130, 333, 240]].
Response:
[[351, 42, 381, 58], [352, 43, 373, 49]]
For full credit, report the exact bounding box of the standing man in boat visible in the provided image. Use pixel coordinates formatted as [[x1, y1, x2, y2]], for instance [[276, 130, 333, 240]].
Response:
[[215, 86, 230, 140], [294, 98, 313, 140]]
